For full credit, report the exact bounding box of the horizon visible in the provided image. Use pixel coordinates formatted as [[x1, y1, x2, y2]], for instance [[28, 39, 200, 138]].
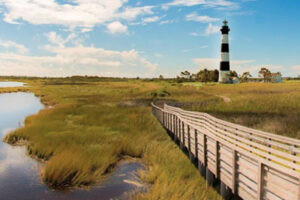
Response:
[[0, 0, 300, 78]]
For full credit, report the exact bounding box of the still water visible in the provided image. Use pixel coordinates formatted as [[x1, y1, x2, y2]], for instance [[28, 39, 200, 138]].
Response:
[[0, 92, 145, 200], [0, 82, 24, 88]]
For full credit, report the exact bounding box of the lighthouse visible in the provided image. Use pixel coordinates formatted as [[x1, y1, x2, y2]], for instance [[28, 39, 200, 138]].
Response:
[[219, 20, 230, 83]]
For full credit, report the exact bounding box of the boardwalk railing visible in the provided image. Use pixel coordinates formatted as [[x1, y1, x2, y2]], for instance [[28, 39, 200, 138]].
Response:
[[151, 103, 300, 200]]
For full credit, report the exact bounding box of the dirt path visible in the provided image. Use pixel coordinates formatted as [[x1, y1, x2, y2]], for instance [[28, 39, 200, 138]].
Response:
[[217, 95, 231, 103]]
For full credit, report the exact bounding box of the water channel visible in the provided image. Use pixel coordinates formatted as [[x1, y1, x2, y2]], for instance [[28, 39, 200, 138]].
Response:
[[0, 83, 145, 200]]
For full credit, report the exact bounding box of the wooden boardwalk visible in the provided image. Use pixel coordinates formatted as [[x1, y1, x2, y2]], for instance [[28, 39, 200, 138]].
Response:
[[151, 103, 300, 200]]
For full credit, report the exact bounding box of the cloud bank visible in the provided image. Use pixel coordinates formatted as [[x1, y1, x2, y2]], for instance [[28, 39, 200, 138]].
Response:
[[0, 37, 157, 77], [0, 0, 154, 32]]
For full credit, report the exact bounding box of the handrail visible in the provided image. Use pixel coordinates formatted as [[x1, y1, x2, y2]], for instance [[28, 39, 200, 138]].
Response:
[[151, 102, 300, 200], [164, 104, 300, 147]]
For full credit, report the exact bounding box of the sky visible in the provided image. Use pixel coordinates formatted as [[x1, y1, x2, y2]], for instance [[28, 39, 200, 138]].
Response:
[[0, 0, 300, 78]]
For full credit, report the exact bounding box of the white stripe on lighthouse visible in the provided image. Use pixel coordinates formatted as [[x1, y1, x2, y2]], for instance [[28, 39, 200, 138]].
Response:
[[221, 52, 230, 62], [221, 34, 229, 44]]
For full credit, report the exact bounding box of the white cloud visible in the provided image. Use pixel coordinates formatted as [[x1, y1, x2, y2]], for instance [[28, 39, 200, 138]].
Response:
[[0, 40, 28, 54], [163, 0, 239, 10], [189, 32, 201, 36], [189, 24, 220, 36], [0, 43, 157, 77], [129, 15, 165, 26], [193, 58, 255, 70], [159, 19, 175, 25], [291, 65, 300, 71], [45, 32, 77, 47], [205, 23, 220, 35], [118, 6, 154, 21], [142, 16, 161, 23], [186, 13, 219, 23], [0, 0, 154, 31], [81, 28, 93, 33], [106, 21, 128, 34]]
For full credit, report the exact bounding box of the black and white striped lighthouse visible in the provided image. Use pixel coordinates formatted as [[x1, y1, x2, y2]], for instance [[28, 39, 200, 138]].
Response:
[[219, 20, 230, 83]]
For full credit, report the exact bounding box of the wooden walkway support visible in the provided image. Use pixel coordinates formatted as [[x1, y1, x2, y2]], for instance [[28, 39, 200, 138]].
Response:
[[152, 103, 300, 200]]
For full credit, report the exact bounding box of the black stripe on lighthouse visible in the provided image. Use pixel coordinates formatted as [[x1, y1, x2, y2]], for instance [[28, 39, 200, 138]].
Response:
[[220, 61, 230, 71], [221, 44, 229, 52]]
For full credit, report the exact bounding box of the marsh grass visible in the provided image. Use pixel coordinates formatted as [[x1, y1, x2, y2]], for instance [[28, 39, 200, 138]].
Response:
[[186, 81, 300, 139], [4, 77, 300, 199], [2, 78, 221, 199]]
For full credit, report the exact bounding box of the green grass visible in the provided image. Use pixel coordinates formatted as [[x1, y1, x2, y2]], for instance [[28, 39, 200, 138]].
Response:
[[3, 77, 300, 199], [182, 82, 218, 88], [184, 81, 300, 139], [1, 77, 220, 199]]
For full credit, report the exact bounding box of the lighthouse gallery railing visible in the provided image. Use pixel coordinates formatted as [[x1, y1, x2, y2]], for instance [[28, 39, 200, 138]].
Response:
[[152, 103, 300, 200]]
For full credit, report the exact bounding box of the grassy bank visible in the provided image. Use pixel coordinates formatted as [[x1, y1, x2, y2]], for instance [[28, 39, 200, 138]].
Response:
[[2, 77, 300, 199], [183, 81, 300, 139], [1, 77, 220, 199]]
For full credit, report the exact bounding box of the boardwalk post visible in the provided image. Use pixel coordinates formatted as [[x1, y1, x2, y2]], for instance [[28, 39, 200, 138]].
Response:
[[175, 116, 178, 141], [257, 162, 263, 200], [165, 112, 167, 128], [170, 114, 172, 131], [170, 114, 172, 132], [165, 112, 167, 127], [176, 116, 179, 141], [180, 121, 184, 149], [195, 129, 198, 160], [188, 125, 191, 151], [173, 115, 176, 140], [215, 141, 220, 178], [151, 103, 300, 200], [206, 138, 218, 186], [188, 125, 195, 162], [221, 182, 233, 200], [206, 168, 217, 186], [203, 134, 207, 167], [179, 119, 182, 148], [232, 150, 237, 195], [198, 133, 207, 177], [167, 113, 169, 130]]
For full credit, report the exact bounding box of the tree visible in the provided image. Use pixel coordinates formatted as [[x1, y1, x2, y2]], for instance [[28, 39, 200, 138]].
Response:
[[176, 75, 184, 83], [191, 74, 197, 81], [259, 67, 271, 82], [197, 68, 209, 82], [209, 70, 219, 82], [229, 70, 238, 78], [159, 75, 164, 80], [196, 69, 219, 82], [180, 70, 191, 79], [240, 72, 252, 82]]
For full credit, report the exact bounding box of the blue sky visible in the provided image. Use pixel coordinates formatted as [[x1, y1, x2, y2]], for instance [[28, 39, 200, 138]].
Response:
[[0, 0, 299, 78]]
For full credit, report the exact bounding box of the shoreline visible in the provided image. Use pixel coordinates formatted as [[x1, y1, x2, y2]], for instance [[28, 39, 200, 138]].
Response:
[[1, 89, 148, 192], [0, 78, 222, 199]]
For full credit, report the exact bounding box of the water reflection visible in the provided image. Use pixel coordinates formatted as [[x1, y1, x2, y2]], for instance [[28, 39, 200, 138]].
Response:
[[0, 82, 24, 88], [0, 92, 145, 200]]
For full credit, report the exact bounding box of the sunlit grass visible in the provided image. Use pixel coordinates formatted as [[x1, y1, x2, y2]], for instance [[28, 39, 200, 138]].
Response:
[[3, 76, 300, 199], [188, 81, 300, 139], [2, 77, 221, 199]]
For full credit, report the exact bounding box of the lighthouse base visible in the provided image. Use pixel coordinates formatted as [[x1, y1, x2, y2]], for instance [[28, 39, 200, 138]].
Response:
[[219, 70, 230, 83]]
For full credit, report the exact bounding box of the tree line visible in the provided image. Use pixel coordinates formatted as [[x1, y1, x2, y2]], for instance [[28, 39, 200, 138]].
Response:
[[158, 67, 281, 83]]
